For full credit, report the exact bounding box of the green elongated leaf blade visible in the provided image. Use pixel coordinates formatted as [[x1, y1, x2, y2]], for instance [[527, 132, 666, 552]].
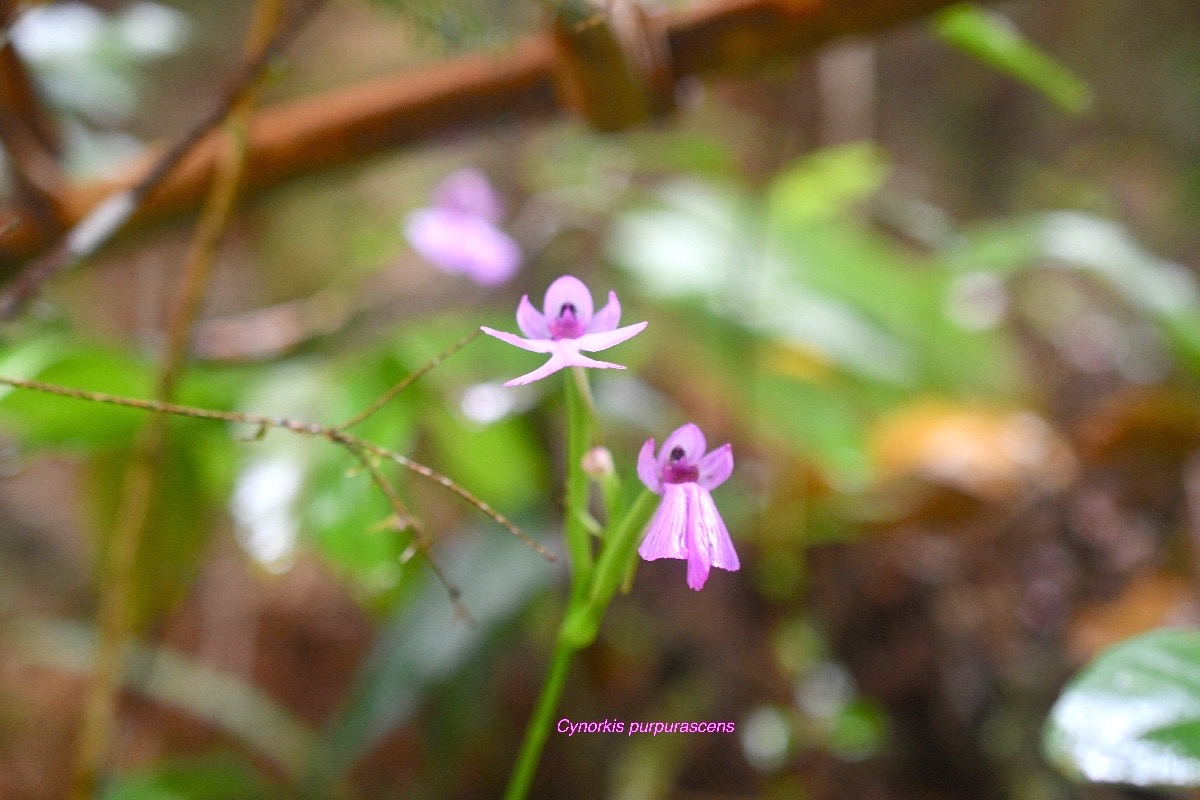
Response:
[[1044, 628, 1200, 787], [6, 618, 315, 782], [934, 3, 1092, 113], [311, 529, 554, 784]]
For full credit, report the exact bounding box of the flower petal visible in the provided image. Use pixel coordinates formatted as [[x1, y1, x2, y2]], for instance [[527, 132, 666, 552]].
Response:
[[638, 483, 688, 561], [637, 438, 662, 493], [685, 485, 738, 590], [695, 486, 739, 571], [462, 227, 521, 286], [480, 326, 554, 353], [433, 168, 502, 222], [686, 549, 710, 591], [503, 353, 571, 386], [588, 291, 622, 333], [560, 352, 626, 370], [406, 211, 520, 286], [658, 423, 707, 472], [698, 443, 734, 490], [543, 275, 594, 327], [404, 209, 465, 274], [516, 295, 549, 339], [575, 321, 647, 353]]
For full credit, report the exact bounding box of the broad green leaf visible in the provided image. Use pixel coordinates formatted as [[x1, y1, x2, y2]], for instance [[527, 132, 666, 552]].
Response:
[[233, 356, 418, 610], [298, 444, 411, 610], [934, 4, 1092, 113], [771, 220, 1021, 396], [426, 408, 549, 512], [0, 338, 153, 450], [756, 375, 873, 487], [768, 143, 890, 225], [609, 178, 757, 298], [1044, 628, 1200, 786], [957, 212, 1200, 376]]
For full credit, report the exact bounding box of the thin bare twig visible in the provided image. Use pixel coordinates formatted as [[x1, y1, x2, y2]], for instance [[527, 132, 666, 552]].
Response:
[[0, 373, 554, 560], [348, 446, 476, 625], [337, 329, 482, 431], [0, 0, 330, 320]]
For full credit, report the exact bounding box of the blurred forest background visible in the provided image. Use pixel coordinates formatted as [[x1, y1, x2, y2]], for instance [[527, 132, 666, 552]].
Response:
[[1, 0, 1199, 798]]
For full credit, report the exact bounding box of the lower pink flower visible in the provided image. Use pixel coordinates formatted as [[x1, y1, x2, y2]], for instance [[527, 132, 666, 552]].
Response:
[[637, 423, 739, 590]]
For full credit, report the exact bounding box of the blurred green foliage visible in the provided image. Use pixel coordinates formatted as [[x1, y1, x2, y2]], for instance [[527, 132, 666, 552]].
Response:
[[1, 0, 1198, 796]]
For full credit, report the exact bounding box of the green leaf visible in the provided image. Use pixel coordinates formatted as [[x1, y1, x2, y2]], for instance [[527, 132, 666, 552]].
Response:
[[609, 178, 757, 298], [958, 212, 1200, 376], [232, 354, 419, 610], [311, 530, 554, 784], [755, 375, 873, 487], [298, 445, 410, 609], [7, 617, 315, 782], [768, 143, 890, 225], [1044, 628, 1200, 786], [934, 3, 1092, 113], [426, 408, 549, 513], [0, 338, 153, 450], [103, 756, 284, 800]]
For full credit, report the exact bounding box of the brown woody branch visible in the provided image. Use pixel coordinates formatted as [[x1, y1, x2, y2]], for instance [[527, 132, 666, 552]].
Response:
[[0, 0, 960, 274]]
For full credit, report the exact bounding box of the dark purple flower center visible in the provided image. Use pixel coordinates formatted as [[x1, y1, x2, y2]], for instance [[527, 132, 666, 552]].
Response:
[[662, 445, 699, 483], [548, 302, 586, 340]]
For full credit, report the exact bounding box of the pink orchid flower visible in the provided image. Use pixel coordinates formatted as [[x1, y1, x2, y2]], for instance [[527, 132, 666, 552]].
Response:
[[481, 275, 647, 386], [404, 169, 521, 286], [637, 423, 738, 590]]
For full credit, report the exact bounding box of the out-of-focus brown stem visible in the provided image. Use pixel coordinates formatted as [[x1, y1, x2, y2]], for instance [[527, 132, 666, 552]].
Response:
[[0, 40, 65, 230], [0, 0, 329, 318], [66, 2, 285, 796], [0, 39, 60, 156], [0, 0, 963, 275]]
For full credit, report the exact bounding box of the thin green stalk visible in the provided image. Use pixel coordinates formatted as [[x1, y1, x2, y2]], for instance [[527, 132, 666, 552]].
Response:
[[561, 489, 657, 649], [563, 367, 595, 600], [503, 635, 577, 800], [504, 487, 658, 798]]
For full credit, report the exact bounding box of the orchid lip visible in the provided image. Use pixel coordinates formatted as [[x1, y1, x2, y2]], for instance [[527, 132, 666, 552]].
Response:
[[663, 464, 700, 484]]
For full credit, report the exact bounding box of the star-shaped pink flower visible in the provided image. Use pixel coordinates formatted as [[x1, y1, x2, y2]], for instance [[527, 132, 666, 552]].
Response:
[[637, 423, 738, 590], [481, 275, 647, 386]]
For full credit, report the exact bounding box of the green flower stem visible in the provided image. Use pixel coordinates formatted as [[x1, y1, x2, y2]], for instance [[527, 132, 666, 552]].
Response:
[[598, 470, 622, 526], [505, 379, 659, 800], [503, 633, 577, 800], [563, 367, 595, 601], [561, 489, 657, 648]]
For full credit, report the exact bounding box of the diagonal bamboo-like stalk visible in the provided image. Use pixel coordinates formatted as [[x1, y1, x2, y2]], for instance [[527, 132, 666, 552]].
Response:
[[0, 0, 962, 273]]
